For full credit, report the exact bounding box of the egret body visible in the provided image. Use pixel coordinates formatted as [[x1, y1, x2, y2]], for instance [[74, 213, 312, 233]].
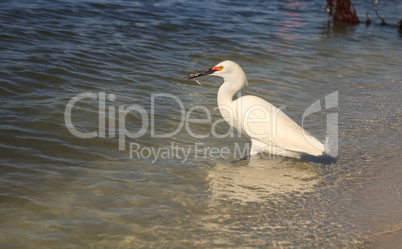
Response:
[[186, 60, 324, 158]]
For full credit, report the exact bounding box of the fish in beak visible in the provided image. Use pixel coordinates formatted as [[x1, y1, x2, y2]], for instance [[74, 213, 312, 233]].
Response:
[[184, 67, 218, 85]]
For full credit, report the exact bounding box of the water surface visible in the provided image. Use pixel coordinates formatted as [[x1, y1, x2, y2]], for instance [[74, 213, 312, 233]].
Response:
[[1, 0, 401, 248]]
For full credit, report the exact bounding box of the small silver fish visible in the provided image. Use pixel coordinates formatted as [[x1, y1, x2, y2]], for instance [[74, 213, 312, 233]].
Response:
[[194, 78, 203, 85]]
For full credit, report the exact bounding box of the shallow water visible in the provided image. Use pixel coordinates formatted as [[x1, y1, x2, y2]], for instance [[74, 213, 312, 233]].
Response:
[[1, 0, 402, 248]]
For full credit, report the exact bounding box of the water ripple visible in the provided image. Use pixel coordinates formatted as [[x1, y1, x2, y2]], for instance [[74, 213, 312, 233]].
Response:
[[1, 0, 402, 247]]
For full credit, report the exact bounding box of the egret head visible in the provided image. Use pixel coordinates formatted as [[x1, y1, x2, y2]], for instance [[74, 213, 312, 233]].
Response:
[[185, 60, 243, 85]]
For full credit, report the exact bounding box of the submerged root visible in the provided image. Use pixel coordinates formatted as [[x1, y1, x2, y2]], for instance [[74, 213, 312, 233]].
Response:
[[326, 0, 360, 24]]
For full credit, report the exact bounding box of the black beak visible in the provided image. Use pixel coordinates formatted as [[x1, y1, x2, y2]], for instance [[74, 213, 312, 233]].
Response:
[[185, 67, 217, 80]]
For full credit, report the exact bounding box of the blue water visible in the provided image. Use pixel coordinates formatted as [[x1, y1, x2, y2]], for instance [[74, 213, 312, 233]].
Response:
[[1, 0, 402, 248]]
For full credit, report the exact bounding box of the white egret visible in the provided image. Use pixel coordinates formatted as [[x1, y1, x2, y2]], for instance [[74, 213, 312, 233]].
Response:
[[185, 60, 324, 158]]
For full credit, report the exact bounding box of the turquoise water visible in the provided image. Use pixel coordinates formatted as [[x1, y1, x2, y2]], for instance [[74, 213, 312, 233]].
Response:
[[1, 0, 401, 248]]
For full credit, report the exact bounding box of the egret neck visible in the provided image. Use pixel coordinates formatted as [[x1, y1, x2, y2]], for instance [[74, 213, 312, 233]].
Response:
[[217, 67, 247, 107]]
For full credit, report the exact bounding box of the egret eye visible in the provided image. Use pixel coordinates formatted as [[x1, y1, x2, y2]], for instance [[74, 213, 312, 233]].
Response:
[[218, 66, 224, 70]]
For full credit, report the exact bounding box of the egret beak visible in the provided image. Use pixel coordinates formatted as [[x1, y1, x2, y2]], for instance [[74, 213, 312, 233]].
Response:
[[185, 67, 217, 83]]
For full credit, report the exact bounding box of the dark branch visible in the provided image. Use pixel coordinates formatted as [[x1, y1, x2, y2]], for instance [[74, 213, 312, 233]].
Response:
[[374, 0, 387, 25], [365, 7, 371, 25]]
